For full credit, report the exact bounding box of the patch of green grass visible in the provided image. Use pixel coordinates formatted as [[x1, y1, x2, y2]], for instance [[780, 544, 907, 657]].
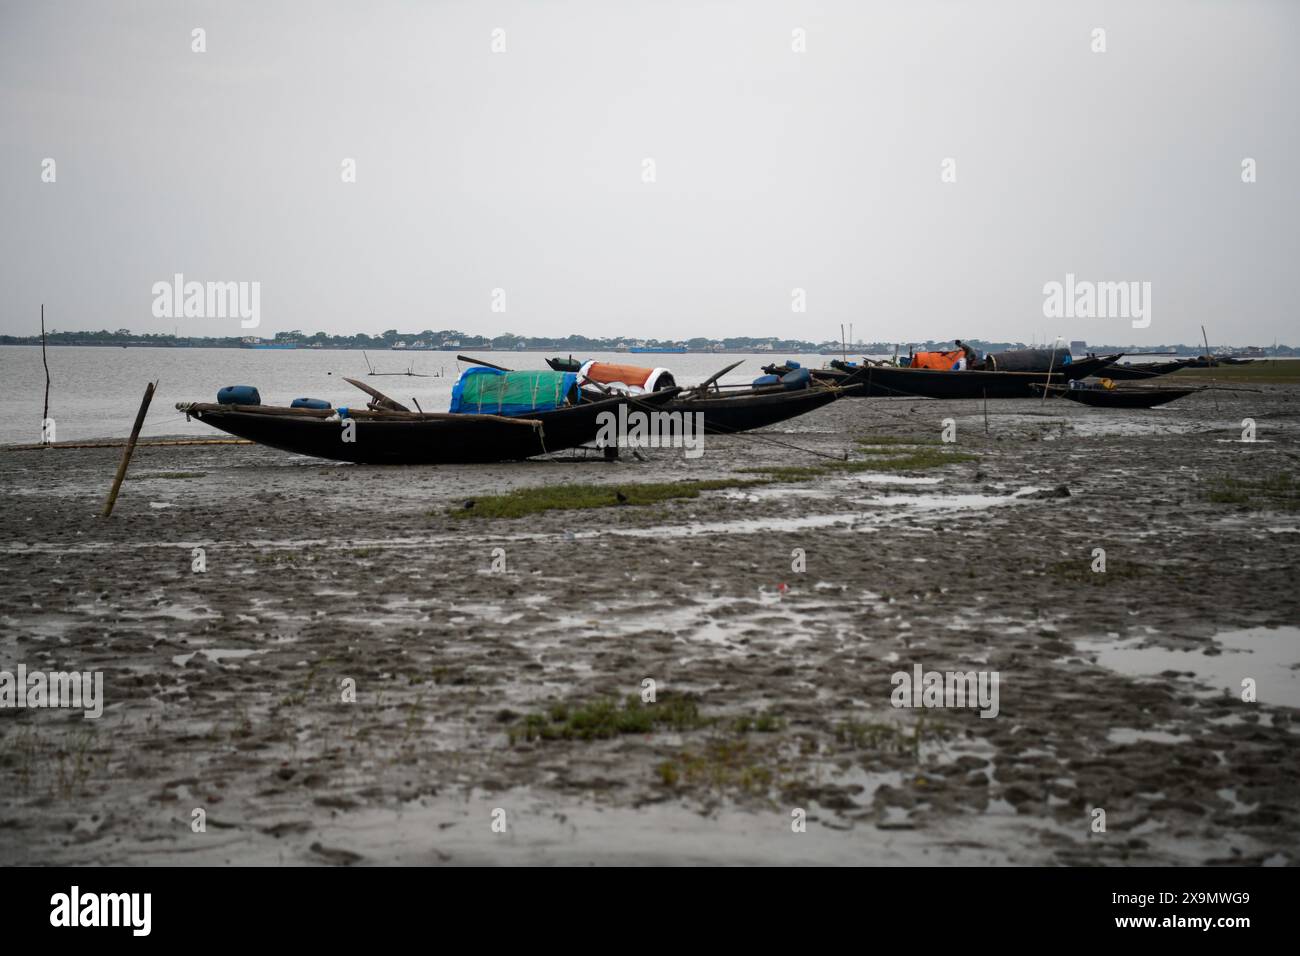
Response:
[[656, 738, 777, 794], [657, 761, 681, 786], [732, 712, 785, 733], [509, 694, 707, 743], [0, 726, 41, 793], [1206, 473, 1300, 512], [127, 472, 206, 480], [254, 551, 302, 565], [54, 729, 98, 799], [834, 717, 948, 759], [0, 726, 104, 800], [1177, 361, 1300, 383], [450, 479, 763, 518], [1047, 559, 1148, 585], [456, 445, 977, 519]]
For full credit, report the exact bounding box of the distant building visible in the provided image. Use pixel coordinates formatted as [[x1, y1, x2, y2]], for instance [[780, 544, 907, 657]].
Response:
[[1070, 340, 1087, 353]]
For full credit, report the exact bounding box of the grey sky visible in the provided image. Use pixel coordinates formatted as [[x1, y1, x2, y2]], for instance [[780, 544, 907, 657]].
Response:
[[2, 0, 1296, 345]]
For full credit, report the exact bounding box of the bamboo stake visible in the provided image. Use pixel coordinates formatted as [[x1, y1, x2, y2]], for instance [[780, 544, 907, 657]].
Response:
[[1041, 336, 1061, 405], [41, 305, 51, 445], [1202, 325, 1220, 413], [102, 382, 156, 518]]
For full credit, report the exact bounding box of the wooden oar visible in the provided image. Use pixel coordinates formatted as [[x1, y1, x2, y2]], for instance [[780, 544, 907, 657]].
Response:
[[693, 361, 743, 395], [343, 377, 409, 412], [457, 355, 512, 372]]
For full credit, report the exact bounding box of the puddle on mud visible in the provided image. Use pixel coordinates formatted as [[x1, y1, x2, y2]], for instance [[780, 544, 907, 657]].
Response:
[[172, 648, 262, 666], [853, 474, 943, 485], [860, 490, 1041, 512], [1075, 626, 1300, 708]]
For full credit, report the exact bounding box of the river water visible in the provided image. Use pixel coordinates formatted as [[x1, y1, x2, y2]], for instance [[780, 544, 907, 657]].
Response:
[[0, 346, 853, 445]]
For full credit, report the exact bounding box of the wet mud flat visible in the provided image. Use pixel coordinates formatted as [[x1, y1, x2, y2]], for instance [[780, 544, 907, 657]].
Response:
[[1, 387, 1298, 865]]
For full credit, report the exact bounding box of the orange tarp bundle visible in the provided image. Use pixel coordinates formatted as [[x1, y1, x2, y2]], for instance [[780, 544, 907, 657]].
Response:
[[578, 361, 672, 393], [910, 350, 965, 371]]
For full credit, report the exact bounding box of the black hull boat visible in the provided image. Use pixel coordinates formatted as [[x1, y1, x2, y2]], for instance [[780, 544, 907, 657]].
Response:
[[177, 390, 678, 465], [1032, 384, 1196, 409], [840, 354, 1121, 399], [668, 385, 843, 434], [534, 356, 843, 434], [760, 362, 850, 385], [1102, 360, 1190, 380]]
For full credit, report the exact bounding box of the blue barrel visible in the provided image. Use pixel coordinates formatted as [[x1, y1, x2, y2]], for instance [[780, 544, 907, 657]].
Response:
[[780, 368, 812, 390], [217, 385, 261, 406], [783, 360, 801, 369], [752, 374, 780, 387], [290, 397, 331, 409]]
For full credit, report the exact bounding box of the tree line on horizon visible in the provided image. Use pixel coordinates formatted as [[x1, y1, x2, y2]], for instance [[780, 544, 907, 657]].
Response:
[[0, 327, 1289, 356]]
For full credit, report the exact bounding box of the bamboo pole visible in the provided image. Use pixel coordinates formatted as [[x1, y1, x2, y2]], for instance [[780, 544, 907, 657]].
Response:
[[457, 354, 511, 372], [1202, 325, 1221, 413], [102, 382, 156, 518], [40, 305, 51, 445], [1041, 336, 1061, 405]]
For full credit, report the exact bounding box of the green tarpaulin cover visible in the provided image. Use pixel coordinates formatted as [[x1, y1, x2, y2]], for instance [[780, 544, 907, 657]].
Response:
[[449, 367, 580, 415]]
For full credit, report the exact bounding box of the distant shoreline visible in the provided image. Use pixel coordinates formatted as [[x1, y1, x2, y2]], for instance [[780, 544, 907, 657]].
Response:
[[0, 341, 1290, 358]]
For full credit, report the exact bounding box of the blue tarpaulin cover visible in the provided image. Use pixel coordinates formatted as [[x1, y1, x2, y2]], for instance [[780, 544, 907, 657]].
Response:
[[449, 367, 580, 415]]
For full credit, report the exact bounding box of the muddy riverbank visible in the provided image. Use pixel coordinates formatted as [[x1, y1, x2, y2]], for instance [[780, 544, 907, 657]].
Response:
[[2, 387, 1298, 865]]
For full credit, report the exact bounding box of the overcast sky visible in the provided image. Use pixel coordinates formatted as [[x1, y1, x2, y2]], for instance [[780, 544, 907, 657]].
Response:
[[2, 0, 1296, 345]]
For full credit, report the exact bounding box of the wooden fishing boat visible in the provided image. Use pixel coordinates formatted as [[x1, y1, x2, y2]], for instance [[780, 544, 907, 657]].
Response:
[[546, 356, 583, 373], [760, 362, 850, 385], [666, 383, 844, 433], [1102, 359, 1191, 380], [1032, 383, 1196, 409], [530, 356, 844, 434], [839, 354, 1121, 399], [177, 391, 680, 464], [178, 376, 680, 465]]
